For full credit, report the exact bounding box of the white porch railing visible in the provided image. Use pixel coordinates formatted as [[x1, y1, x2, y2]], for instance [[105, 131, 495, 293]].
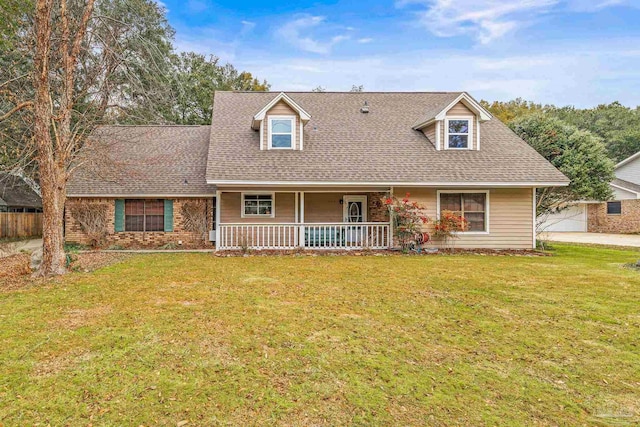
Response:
[[218, 222, 390, 250]]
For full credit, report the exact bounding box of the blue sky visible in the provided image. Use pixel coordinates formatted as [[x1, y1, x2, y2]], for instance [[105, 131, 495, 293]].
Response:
[[158, 0, 640, 107]]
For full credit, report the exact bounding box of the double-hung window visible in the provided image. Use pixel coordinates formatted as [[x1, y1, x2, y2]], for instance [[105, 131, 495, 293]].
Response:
[[242, 193, 274, 217], [446, 118, 472, 149], [438, 191, 488, 232], [269, 116, 294, 149], [125, 199, 164, 232]]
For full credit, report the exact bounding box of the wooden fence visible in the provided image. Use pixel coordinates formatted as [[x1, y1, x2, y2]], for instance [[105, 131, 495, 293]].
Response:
[[0, 213, 43, 239]]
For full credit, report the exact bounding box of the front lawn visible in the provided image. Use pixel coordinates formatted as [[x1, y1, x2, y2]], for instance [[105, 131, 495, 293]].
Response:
[[1, 245, 639, 425]]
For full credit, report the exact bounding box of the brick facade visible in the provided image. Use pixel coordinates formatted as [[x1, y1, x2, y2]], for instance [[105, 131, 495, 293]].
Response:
[[368, 192, 390, 223], [65, 197, 214, 248], [587, 199, 640, 233]]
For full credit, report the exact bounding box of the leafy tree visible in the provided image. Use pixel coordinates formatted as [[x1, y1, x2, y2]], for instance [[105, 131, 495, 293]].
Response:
[[166, 53, 269, 125], [551, 102, 640, 162], [509, 114, 614, 225], [484, 98, 640, 163], [480, 98, 547, 124], [0, 0, 32, 49], [350, 85, 364, 92]]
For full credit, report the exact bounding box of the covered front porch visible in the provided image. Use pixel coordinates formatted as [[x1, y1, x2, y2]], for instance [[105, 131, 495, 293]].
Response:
[[214, 188, 392, 250]]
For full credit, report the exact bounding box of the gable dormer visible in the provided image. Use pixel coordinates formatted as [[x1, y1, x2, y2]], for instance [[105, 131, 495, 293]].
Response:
[[251, 92, 311, 151], [412, 92, 492, 151]]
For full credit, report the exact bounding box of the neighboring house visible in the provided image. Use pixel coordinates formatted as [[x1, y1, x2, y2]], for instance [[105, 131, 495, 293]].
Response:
[[540, 151, 640, 233], [587, 152, 640, 233], [0, 172, 42, 213], [65, 91, 568, 250]]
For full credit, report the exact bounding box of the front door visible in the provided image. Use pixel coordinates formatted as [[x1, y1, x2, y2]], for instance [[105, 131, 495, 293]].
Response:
[[343, 195, 367, 223], [343, 195, 367, 244]]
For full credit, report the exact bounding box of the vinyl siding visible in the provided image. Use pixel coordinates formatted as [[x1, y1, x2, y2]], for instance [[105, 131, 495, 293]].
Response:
[[220, 192, 295, 223], [397, 187, 534, 249], [611, 185, 637, 200], [615, 162, 640, 187], [439, 101, 477, 150], [262, 101, 302, 150], [422, 122, 437, 148]]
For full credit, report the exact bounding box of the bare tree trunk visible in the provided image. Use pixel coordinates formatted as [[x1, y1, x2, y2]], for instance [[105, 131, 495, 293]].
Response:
[[38, 155, 68, 276], [33, 0, 66, 276]]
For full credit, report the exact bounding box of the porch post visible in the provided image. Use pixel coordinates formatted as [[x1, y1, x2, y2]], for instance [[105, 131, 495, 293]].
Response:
[[215, 190, 221, 251], [388, 186, 394, 249], [299, 191, 305, 248]]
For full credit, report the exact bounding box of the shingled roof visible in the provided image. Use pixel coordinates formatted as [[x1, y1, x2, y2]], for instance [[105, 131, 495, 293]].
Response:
[[0, 172, 42, 209], [67, 126, 216, 196], [206, 91, 569, 185]]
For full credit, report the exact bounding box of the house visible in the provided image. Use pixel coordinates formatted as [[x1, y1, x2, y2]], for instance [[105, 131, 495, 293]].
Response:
[[0, 172, 42, 213], [65, 91, 568, 250], [586, 151, 640, 233], [539, 151, 640, 233]]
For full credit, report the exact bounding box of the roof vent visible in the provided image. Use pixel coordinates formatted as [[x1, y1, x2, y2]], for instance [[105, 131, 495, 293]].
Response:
[[360, 101, 369, 114]]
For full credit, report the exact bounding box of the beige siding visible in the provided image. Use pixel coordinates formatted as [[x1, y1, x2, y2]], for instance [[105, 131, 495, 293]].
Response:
[[396, 187, 534, 249], [422, 122, 437, 148], [440, 101, 477, 150], [446, 101, 474, 116], [304, 193, 343, 222], [262, 101, 302, 150], [219, 191, 389, 224], [220, 192, 295, 223]]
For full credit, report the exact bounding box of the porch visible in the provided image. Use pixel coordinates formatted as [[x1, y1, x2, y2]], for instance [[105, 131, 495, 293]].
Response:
[[214, 189, 392, 250]]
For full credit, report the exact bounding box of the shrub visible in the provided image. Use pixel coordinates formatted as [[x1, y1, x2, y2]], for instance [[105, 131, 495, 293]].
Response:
[[383, 193, 429, 252], [70, 202, 109, 248], [432, 210, 468, 246]]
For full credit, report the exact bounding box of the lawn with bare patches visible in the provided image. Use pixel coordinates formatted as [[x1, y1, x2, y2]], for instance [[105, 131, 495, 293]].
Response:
[[1, 244, 639, 425]]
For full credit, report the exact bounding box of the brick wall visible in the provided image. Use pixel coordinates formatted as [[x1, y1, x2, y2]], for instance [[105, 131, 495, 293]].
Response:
[[368, 192, 390, 223], [587, 199, 640, 233], [65, 197, 214, 248]]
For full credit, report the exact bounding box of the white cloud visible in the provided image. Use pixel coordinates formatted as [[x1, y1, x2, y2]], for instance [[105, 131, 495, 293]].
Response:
[[399, 0, 637, 44], [235, 42, 640, 107], [566, 0, 637, 11], [240, 20, 256, 35], [357, 37, 374, 44], [276, 15, 350, 54], [399, 0, 558, 44]]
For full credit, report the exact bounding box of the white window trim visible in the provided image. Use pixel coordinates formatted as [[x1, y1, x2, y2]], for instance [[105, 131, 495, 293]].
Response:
[[342, 195, 368, 222], [436, 190, 490, 234], [444, 116, 474, 151], [241, 192, 276, 218], [268, 115, 296, 150], [606, 201, 622, 216]]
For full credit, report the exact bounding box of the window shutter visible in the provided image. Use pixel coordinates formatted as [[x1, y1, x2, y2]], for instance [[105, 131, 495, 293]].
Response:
[[114, 199, 125, 232], [164, 199, 174, 232]]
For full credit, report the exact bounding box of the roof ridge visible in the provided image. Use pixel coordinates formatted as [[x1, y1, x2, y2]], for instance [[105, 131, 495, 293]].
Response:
[[216, 91, 464, 94], [97, 124, 210, 128]]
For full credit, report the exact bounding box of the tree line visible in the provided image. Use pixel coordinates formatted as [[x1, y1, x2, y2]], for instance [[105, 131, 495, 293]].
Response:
[[481, 99, 640, 220]]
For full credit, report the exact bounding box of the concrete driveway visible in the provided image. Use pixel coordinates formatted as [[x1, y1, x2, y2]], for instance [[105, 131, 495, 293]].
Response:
[[0, 238, 42, 258], [540, 232, 640, 247]]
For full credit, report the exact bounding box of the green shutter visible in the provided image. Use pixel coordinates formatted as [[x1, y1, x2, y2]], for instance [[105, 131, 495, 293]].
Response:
[[114, 199, 125, 232], [164, 199, 174, 232]]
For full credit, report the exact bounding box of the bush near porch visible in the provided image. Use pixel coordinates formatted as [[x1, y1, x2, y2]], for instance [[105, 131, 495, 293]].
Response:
[[0, 244, 639, 425]]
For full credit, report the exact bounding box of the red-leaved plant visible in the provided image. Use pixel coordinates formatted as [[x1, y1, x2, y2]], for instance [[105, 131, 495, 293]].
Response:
[[432, 210, 468, 245], [383, 193, 429, 252]]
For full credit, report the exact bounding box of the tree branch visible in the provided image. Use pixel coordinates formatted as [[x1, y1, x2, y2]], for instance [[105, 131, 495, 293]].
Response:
[[0, 101, 33, 121]]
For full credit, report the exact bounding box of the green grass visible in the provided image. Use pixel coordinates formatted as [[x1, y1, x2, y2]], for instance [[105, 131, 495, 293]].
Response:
[[1, 244, 639, 426]]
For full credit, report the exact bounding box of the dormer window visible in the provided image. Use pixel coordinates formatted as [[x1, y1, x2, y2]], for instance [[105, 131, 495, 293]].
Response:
[[446, 118, 472, 150], [268, 116, 295, 149]]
